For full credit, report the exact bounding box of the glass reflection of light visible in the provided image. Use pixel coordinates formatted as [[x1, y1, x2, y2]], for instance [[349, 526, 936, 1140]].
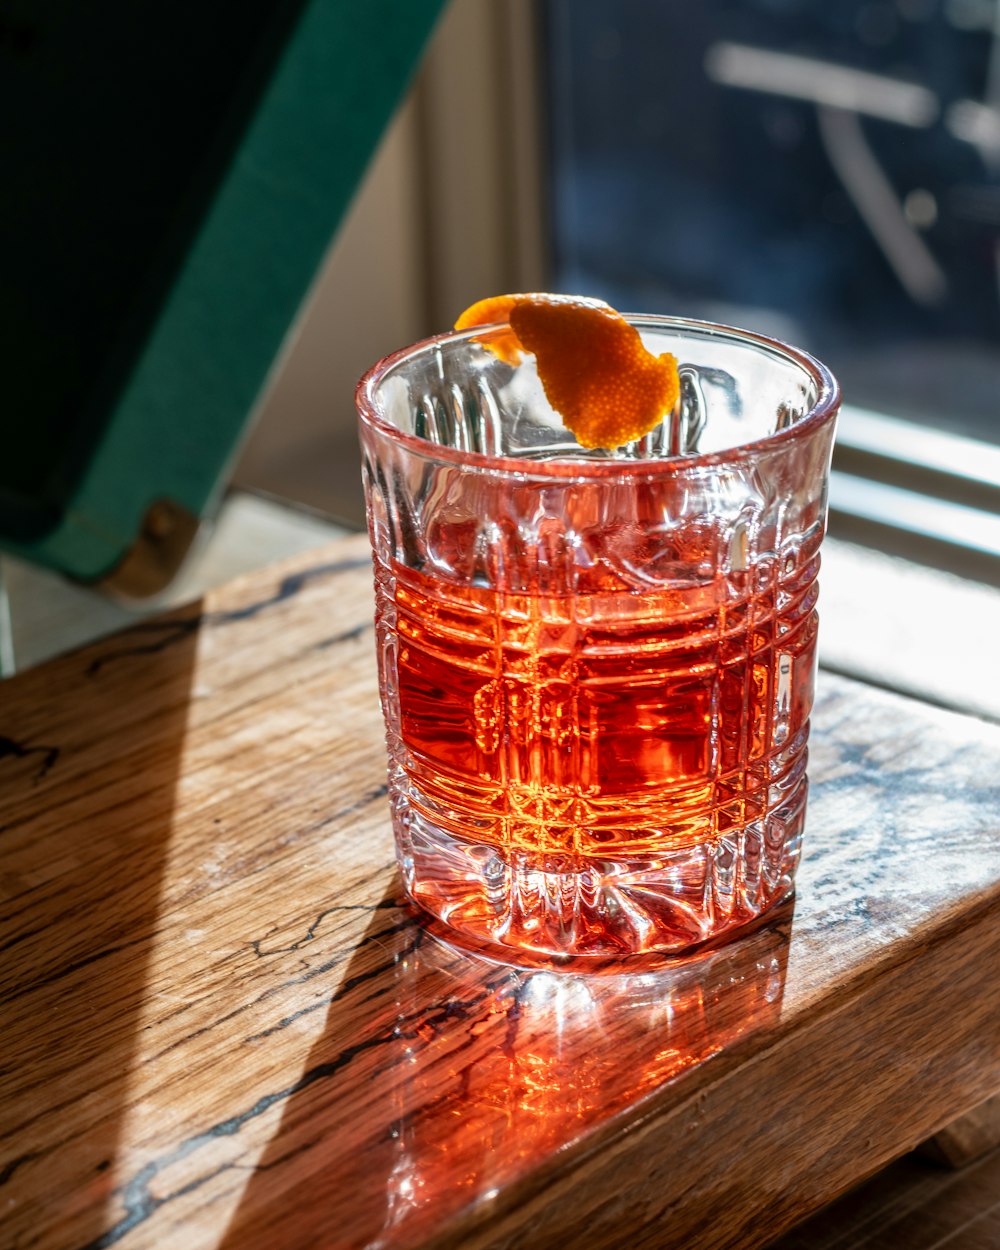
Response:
[[371, 921, 790, 1247]]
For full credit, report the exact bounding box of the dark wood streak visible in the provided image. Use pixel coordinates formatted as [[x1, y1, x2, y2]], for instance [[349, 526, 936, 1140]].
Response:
[[149, 879, 397, 1028], [85, 619, 200, 677], [0, 937, 146, 1007], [243, 923, 421, 1045], [0, 1148, 43, 1186], [313, 620, 374, 650], [251, 895, 400, 957], [0, 734, 60, 782], [85, 556, 371, 676], [207, 557, 371, 626], [148, 915, 415, 1061]]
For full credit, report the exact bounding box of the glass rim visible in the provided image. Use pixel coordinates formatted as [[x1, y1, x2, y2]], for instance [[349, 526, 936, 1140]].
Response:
[[355, 312, 841, 479]]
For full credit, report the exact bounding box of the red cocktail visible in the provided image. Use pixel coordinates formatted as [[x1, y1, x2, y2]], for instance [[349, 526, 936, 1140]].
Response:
[[357, 314, 838, 959]]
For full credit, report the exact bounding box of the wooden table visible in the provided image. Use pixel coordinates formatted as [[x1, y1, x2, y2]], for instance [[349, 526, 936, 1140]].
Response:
[[3, 532, 999, 1250]]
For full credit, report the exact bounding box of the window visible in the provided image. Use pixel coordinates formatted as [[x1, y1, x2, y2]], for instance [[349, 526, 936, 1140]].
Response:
[[540, 0, 1000, 584], [545, 0, 1000, 443]]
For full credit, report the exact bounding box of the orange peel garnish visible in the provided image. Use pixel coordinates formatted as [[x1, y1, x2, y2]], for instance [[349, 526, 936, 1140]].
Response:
[[454, 293, 679, 450], [454, 293, 524, 366]]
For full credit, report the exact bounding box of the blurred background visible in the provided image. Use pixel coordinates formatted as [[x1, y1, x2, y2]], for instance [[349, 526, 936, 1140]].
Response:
[[237, 0, 1000, 525]]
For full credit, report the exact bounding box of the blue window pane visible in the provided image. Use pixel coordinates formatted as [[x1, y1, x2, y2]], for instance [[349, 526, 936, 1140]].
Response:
[[543, 0, 1000, 443]]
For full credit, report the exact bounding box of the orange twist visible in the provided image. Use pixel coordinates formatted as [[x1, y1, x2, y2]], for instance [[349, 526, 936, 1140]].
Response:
[[455, 293, 679, 451]]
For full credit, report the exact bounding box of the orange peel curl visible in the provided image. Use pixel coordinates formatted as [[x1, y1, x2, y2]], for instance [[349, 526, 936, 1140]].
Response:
[[454, 293, 679, 451]]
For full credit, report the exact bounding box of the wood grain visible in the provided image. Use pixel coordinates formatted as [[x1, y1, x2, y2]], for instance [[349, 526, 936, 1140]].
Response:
[[1, 532, 999, 1250], [922, 1094, 1000, 1168], [769, 1138, 1000, 1249]]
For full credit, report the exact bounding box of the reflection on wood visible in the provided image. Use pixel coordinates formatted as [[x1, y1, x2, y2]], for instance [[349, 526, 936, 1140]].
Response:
[[216, 906, 791, 1250], [1, 532, 998, 1250]]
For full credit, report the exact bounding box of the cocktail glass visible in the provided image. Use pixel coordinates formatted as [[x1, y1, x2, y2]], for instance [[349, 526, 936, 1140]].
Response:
[[356, 315, 839, 960]]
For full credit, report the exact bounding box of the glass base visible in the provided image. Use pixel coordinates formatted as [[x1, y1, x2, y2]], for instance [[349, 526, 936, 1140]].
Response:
[[393, 778, 806, 960]]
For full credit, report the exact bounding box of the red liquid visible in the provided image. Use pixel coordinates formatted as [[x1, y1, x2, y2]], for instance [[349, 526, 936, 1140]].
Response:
[[390, 560, 816, 851], [375, 508, 820, 956]]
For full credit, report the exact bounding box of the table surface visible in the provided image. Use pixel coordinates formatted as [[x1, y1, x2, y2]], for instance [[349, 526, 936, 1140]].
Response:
[[2, 532, 999, 1250]]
